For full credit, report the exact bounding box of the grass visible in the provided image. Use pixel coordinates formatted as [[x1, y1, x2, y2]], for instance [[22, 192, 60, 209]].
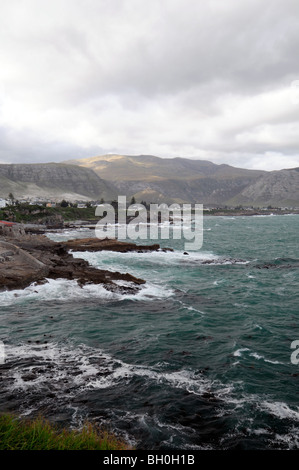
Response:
[[0, 413, 132, 450]]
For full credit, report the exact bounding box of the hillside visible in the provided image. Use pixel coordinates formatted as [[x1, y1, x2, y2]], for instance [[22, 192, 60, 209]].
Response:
[[228, 167, 299, 207], [65, 154, 264, 181], [0, 163, 117, 201], [64, 154, 268, 205], [1, 157, 298, 207]]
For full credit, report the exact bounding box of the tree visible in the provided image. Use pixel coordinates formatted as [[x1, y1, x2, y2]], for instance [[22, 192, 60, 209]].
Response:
[[130, 196, 136, 205], [60, 200, 69, 207], [8, 193, 15, 205]]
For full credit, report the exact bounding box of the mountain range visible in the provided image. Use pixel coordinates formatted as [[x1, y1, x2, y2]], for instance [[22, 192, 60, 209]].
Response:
[[0, 163, 115, 202], [64, 154, 299, 207], [0, 155, 298, 207]]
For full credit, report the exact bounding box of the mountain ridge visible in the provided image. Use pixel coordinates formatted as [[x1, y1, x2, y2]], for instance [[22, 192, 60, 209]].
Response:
[[65, 154, 299, 206], [0, 162, 117, 202], [0, 156, 298, 207]]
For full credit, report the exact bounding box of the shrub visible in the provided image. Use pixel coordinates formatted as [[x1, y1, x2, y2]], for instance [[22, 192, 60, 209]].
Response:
[[0, 413, 131, 450]]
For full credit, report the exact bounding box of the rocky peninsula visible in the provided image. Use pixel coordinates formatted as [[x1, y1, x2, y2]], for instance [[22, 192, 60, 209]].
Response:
[[0, 223, 167, 293]]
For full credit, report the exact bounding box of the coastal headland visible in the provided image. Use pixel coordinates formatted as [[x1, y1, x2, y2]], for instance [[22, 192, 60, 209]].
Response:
[[0, 223, 168, 293]]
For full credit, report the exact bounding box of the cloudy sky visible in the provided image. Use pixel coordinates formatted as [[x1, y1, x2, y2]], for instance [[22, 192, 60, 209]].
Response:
[[1, 0, 299, 171]]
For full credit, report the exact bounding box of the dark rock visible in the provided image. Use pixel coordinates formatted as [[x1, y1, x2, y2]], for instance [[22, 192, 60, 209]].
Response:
[[64, 237, 161, 253], [0, 233, 147, 293], [22, 374, 37, 382]]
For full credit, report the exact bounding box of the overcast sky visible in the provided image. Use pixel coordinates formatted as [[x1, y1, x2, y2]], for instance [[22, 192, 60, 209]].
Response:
[[1, 0, 299, 171]]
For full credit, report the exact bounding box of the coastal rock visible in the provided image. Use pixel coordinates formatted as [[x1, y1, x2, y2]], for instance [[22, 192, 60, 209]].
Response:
[[0, 240, 49, 290], [63, 237, 161, 253], [0, 234, 146, 292]]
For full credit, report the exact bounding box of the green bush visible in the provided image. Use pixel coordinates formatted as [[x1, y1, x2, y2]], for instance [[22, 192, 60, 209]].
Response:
[[0, 413, 131, 450]]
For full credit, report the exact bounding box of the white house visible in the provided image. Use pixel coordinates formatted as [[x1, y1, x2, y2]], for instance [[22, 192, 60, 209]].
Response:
[[0, 199, 7, 208]]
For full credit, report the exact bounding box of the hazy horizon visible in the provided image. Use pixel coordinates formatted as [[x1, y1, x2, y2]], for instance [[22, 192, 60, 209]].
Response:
[[0, 152, 297, 173]]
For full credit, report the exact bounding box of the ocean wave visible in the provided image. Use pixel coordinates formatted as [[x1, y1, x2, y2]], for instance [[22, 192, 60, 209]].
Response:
[[3, 341, 298, 449], [233, 348, 250, 357], [0, 278, 174, 306], [260, 401, 299, 421], [2, 342, 214, 399], [233, 347, 284, 365], [249, 352, 284, 365], [71, 249, 249, 270]]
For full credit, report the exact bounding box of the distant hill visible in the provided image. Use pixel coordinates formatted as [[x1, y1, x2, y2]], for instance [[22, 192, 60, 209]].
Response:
[[228, 167, 299, 207], [0, 163, 116, 201], [1, 157, 298, 207], [64, 154, 269, 205]]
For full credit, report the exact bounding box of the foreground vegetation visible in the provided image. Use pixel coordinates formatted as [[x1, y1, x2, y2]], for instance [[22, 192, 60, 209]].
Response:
[[0, 414, 131, 450], [0, 203, 97, 224]]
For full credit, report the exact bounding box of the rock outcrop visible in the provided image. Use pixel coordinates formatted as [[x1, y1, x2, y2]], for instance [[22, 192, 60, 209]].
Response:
[[64, 237, 162, 253], [0, 226, 174, 292], [0, 240, 49, 290], [0, 234, 148, 292]]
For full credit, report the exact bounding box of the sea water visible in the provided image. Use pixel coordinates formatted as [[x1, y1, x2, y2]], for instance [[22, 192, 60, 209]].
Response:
[[0, 214, 298, 449]]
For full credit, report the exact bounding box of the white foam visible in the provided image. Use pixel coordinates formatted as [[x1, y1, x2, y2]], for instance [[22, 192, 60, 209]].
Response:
[[125, 282, 174, 301], [233, 348, 250, 357], [3, 342, 114, 392], [176, 300, 205, 315], [252, 428, 269, 436], [0, 275, 174, 306], [3, 342, 215, 398], [70, 249, 248, 274], [0, 278, 118, 306], [8, 342, 214, 398], [87, 361, 214, 396], [261, 401, 299, 421], [47, 229, 93, 242], [233, 347, 283, 365], [272, 430, 299, 449], [249, 352, 283, 365]]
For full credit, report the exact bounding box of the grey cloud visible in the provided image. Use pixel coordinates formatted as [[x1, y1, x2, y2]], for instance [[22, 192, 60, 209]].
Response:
[[0, 126, 103, 164], [62, 0, 299, 101], [0, 0, 299, 170]]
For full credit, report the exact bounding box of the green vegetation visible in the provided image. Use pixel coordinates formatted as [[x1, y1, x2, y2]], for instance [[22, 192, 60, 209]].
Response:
[[0, 413, 131, 450], [0, 202, 98, 224], [0, 201, 294, 225]]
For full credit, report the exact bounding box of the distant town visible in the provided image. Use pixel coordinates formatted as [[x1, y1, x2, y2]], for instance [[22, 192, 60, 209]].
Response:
[[0, 193, 298, 228], [0, 195, 102, 210]]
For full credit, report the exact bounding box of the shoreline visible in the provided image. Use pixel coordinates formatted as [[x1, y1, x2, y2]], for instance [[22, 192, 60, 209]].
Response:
[[17, 209, 299, 236], [1, 209, 298, 291], [0, 227, 169, 293]]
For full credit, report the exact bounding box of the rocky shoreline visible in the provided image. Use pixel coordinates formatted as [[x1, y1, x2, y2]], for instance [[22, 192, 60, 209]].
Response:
[[0, 224, 168, 293]]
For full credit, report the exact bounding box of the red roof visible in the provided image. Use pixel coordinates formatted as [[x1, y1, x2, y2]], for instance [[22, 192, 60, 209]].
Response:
[[0, 221, 15, 226]]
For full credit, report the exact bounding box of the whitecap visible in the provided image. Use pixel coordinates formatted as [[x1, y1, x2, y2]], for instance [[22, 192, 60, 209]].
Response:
[[0, 279, 117, 306], [260, 401, 299, 421], [0, 277, 174, 306], [233, 348, 250, 357], [249, 352, 284, 365]]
